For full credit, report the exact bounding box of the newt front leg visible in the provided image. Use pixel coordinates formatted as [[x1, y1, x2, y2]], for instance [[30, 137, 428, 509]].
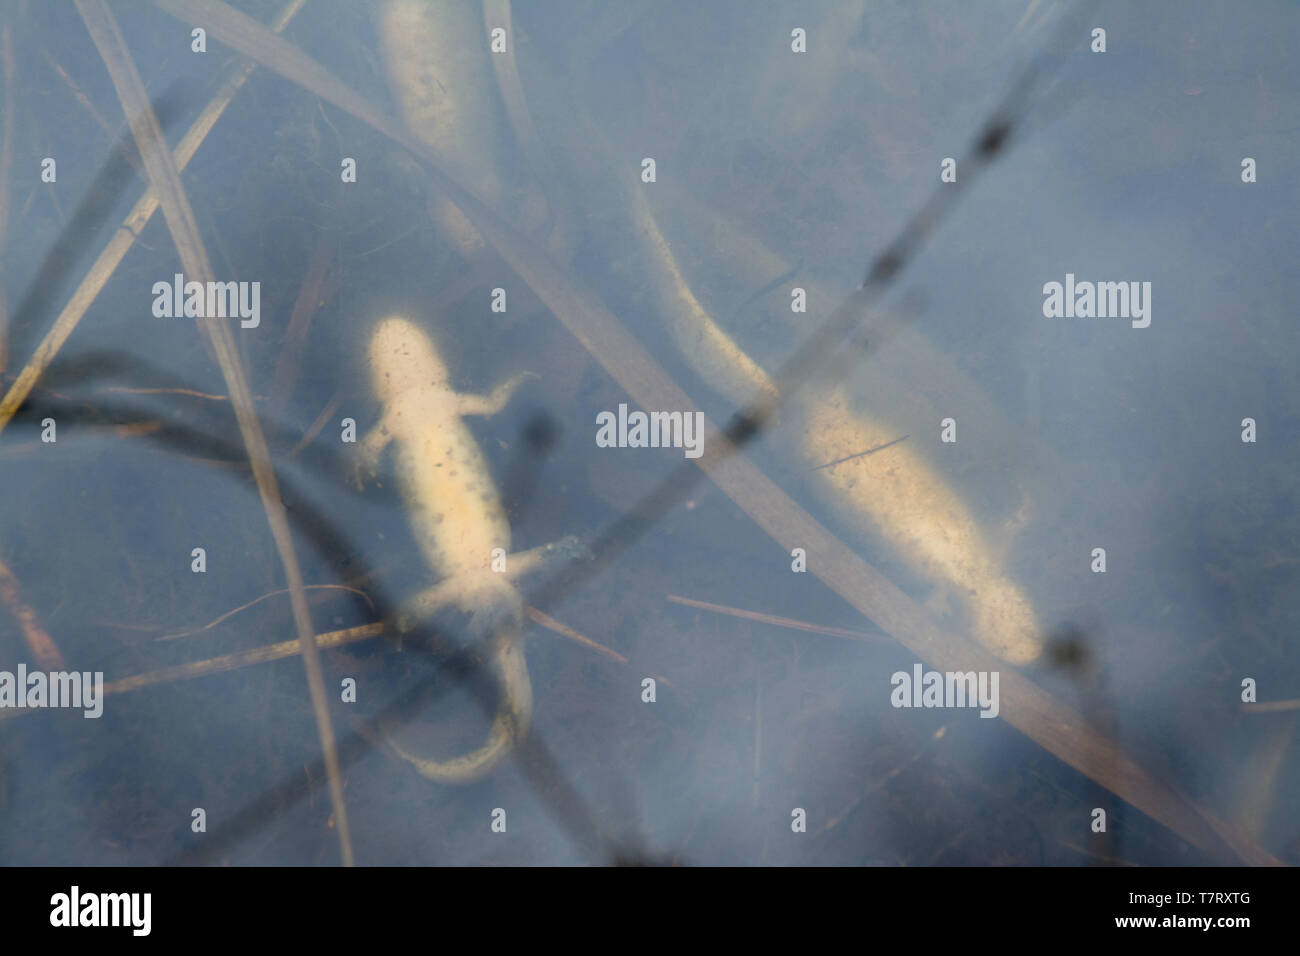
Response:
[[456, 370, 539, 417]]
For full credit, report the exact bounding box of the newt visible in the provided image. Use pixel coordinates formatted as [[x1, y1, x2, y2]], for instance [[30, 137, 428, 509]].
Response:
[[356, 315, 541, 783]]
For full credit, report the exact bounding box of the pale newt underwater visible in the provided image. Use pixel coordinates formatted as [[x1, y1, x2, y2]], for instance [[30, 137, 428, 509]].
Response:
[[357, 315, 539, 783], [373, 0, 1043, 665]]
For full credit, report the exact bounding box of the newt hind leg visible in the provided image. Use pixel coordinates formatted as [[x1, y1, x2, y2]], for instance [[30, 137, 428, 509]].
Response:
[[381, 534, 586, 784]]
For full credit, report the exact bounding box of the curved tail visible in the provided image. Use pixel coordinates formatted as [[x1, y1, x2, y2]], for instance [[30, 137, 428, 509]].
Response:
[[383, 581, 531, 784]]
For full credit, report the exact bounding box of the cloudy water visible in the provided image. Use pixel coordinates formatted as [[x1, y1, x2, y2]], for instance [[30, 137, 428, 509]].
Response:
[[0, 0, 1295, 867]]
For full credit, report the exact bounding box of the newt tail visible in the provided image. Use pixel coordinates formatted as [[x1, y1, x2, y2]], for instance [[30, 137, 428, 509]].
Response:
[[383, 577, 532, 784]]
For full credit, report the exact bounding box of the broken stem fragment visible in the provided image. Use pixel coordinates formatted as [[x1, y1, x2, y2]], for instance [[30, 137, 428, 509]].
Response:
[[810, 434, 910, 471]]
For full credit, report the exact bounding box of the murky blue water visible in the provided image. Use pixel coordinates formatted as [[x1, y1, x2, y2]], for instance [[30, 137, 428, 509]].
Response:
[[0, 0, 1296, 865]]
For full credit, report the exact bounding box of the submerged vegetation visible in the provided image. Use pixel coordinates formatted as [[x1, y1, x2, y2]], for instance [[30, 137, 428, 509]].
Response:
[[0, 0, 1295, 867]]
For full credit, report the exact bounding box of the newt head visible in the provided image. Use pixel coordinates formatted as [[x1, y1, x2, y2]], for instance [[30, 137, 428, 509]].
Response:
[[368, 315, 451, 401]]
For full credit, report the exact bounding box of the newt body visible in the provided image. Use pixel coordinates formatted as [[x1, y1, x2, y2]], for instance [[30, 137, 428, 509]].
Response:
[[358, 315, 535, 782]]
